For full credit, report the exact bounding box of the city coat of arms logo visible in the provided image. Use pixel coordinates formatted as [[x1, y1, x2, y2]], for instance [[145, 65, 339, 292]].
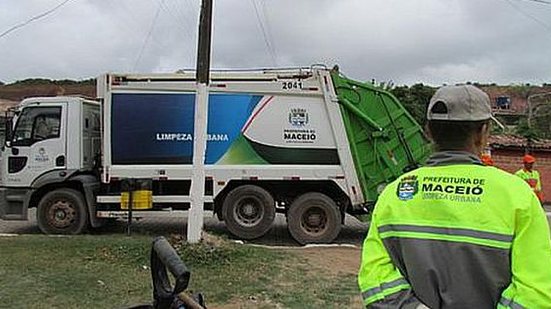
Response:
[[396, 175, 418, 201], [288, 108, 309, 127]]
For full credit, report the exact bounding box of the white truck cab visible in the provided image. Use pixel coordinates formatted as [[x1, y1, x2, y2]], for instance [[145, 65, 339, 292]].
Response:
[[0, 97, 100, 233]]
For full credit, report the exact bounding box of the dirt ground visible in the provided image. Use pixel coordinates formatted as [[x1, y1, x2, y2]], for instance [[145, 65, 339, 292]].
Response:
[[290, 246, 361, 276], [292, 246, 364, 308], [209, 246, 364, 309]]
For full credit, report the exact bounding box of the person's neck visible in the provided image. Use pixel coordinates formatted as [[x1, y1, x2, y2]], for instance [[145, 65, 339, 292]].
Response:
[[460, 145, 480, 156], [437, 140, 483, 156]]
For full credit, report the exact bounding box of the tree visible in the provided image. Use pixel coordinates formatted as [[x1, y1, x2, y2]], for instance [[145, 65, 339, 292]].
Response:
[[531, 103, 551, 139], [515, 118, 539, 140], [391, 83, 436, 126]]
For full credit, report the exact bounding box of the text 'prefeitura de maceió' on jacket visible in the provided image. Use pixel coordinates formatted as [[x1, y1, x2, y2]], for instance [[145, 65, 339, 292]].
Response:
[[422, 176, 485, 203]]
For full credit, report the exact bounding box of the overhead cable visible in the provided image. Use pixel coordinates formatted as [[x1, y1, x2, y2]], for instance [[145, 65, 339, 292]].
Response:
[[0, 0, 75, 40], [133, 0, 165, 71], [505, 0, 551, 33], [261, 0, 278, 62], [517, 0, 551, 5], [250, 0, 278, 66]]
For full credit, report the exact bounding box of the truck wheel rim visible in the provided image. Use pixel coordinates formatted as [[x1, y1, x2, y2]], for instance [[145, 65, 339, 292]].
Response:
[[47, 200, 76, 229], [234, 197, 264, 227], [300, 206, 327, 236]]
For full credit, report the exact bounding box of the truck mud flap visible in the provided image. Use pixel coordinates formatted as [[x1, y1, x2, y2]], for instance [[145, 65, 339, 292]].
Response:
[[0, 187, 31, 220]]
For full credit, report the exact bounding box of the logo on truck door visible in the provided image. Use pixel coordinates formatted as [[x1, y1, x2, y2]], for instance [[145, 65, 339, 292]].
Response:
[[35, 147, 50, 162]]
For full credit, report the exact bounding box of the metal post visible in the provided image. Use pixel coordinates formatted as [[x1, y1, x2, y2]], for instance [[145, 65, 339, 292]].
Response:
[[126, 179, 134, 236], [188, 0, 213, 243]]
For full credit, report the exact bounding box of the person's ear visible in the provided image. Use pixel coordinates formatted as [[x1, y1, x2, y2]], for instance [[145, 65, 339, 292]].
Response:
[[480, 123, 490, 149], [474, 123, 490, 152], [481, 123, 490, 137]]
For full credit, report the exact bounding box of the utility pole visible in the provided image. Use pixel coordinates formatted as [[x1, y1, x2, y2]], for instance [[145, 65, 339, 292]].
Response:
[[188, 0, 213, 243]]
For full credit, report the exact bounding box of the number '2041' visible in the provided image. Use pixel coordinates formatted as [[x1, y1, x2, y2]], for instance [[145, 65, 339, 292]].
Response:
[[282, 81, 303, 90]]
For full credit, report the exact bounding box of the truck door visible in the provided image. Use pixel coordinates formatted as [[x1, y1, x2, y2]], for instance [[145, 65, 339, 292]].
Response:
[[4, 103, 67, 187]]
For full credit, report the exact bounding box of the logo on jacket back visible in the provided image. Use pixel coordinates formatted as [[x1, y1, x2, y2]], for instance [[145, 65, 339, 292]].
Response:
[[397, 175, 418, 200]]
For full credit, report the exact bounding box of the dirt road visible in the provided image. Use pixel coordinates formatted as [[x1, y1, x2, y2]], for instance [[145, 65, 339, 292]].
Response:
[[0, 209, 369, 246]]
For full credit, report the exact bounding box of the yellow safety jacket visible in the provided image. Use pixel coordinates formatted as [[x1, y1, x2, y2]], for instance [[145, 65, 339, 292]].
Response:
[[515, 169, 543, 201], [358, 151, 551, 309]]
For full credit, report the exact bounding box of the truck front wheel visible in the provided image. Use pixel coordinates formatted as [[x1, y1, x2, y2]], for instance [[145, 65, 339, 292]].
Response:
[[37, 188, 89, 235], [287, 192, 342, 245], [222, 185, 275, 240]]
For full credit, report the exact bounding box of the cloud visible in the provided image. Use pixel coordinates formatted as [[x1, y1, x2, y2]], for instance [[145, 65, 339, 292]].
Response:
[[0, 0, 550, 85]]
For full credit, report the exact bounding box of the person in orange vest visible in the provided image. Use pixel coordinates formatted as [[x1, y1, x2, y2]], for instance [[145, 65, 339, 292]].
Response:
[[515, 154, 544, 202], [480, 153, 494, 166]]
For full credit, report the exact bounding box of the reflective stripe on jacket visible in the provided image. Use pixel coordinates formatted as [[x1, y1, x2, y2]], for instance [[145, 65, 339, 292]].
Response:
[[358, 151, 551, 308]]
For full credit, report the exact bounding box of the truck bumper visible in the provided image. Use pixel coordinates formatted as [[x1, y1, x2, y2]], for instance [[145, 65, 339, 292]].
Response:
[[0, 187, 32, 220]]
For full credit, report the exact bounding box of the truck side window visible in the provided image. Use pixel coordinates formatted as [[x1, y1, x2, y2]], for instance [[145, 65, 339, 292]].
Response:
[[12, 107, 61, 146]]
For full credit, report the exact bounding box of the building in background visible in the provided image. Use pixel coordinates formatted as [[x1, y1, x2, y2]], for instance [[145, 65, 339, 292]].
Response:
[[489, 134, 551, 205]]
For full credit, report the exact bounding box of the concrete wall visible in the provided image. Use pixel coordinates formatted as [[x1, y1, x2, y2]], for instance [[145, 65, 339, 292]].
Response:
[[492, 149, 551, 204]]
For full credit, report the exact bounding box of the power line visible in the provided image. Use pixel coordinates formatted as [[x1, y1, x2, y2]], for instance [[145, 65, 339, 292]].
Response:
[[0, 0, 75, 40], [133, 0, 165, 71], [518, 0, 551, 5], [103, 1, 146, 41], [159, 0, 195, 41], [108, 1, 167, 49], [504, 0, 551, 33], [260, 0, 278, 62], [160, 0, 192, 30], [159, 0, 196, 66], [250, 0, 278, 66]]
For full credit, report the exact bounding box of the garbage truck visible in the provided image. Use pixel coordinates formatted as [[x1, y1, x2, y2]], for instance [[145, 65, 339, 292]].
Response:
[[0, 66, 431, 244]]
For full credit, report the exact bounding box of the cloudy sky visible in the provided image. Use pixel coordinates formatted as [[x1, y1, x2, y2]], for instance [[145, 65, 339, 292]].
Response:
[[1, 0, 551, 85]]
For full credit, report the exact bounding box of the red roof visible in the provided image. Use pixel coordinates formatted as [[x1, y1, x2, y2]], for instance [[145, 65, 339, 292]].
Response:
[[489, 134, 551, 151]]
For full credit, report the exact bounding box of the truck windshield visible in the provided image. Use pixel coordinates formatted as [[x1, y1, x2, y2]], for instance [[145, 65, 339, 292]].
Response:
[[12, 107, 61, 146]]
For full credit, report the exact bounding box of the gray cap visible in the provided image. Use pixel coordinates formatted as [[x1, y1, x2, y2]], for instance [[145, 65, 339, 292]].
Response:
[[427, 85, 493, 121]]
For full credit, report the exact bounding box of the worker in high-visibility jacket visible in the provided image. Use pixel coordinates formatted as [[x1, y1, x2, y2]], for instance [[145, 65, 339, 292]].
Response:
[[358, 85, 551, 308], [516, 154, 544, 202], [481, 153, 494, 166]]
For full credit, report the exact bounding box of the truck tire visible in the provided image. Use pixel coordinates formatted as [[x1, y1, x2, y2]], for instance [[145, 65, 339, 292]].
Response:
[[222, 185, 275, 240], [37, 188, 89, 235], [287, 192, 342, 245]]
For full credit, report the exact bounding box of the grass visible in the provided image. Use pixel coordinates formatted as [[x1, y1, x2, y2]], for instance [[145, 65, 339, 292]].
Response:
[[0, 234, 360, 308], [0, 235, 152, 309]]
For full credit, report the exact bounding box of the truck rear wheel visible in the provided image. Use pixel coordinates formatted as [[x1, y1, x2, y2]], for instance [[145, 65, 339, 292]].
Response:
[[37, 188, 89, 235], [287, 192, 342, 245], [222, 185, 275, 240]]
